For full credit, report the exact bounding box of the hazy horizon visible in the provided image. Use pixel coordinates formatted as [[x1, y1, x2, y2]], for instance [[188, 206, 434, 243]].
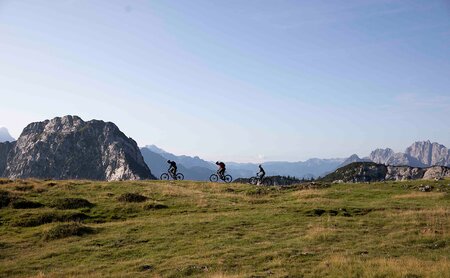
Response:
[[1, 1, 449, 162]]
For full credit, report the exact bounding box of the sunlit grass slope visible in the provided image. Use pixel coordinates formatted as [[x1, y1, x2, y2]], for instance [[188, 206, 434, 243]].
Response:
[[0, 179, 449, 277]]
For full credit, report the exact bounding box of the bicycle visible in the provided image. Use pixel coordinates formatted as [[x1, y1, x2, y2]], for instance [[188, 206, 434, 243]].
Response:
[[209, 172, 233, 183], [160, 171, 184, 181], [249, 176, 273, 186]]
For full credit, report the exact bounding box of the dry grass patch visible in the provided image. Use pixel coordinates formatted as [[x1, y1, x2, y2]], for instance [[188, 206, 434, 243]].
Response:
[[305, 223, 338, 241], [393, 192, 447, 199], [316, 254, 450, 278], [292, 189, 326, 198]]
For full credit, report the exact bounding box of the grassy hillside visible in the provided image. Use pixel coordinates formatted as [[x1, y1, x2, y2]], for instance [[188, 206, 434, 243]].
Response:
[[0, 178, 449, 277]]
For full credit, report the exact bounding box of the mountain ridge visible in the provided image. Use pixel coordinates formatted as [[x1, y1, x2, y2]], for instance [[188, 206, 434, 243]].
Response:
[[142, 140, 450, 180]]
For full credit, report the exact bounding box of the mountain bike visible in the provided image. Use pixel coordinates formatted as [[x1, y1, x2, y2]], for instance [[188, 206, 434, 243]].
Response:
[[160, 171, 184, 181], [210, 172, 233, 183], [249, 176, 273, 186]]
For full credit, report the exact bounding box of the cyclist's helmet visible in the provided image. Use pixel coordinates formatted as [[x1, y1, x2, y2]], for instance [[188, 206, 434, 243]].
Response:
[[216, 161, 219, 165], [167, 160, 171, 163]]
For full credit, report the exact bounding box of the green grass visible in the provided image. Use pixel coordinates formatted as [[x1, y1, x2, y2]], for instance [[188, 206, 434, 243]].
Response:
[[0, 178, 449, 277]]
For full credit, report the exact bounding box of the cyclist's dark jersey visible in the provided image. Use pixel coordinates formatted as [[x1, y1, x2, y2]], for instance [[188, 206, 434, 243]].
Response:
[[218, 162, 225, 169], [169, 161, 177, 168], [259, 166, 265, 175]]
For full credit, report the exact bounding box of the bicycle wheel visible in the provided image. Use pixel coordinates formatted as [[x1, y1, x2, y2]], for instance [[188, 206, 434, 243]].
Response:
[[249, 177, 258, 185], [176, 173, 184, 180], [224, 175, 233, 183], [210, 174, 219, 182], [160, 173, 169, 180], [262, 177, 272, 186]]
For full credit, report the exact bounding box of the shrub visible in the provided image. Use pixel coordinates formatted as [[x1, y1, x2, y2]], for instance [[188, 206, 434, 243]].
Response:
[[118, 193, 147, 203], [13, 212, 89, 227], [49, 198, 94, 209], [14, 185, 34, 191], [11, 199, 43, 209], [0, 190, 12, 208], [0, 179, 13, 185], [43, 223, 94, 240], [144, 203, 168, 210]]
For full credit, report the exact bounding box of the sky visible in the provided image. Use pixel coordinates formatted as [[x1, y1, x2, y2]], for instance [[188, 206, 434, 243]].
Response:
[[1, 0, 449, 162]]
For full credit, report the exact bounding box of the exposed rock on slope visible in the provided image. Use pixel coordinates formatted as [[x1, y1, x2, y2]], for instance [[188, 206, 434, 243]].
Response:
[[0, 141, 15, 175], [1, 116, 155, 181], [385, 166, 425, 181], [322, 162, 450, 183]]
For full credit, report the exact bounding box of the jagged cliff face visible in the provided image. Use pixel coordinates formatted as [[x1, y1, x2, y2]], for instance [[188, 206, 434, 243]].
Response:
[[0, 141, 15, 175], [1, 116, 155, 181], [369, 148, 395, 164], [406, 141, 450, 166], [368, 141, 450, 167]]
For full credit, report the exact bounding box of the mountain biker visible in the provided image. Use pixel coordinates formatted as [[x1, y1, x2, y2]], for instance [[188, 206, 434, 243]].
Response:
[[167, 160, 177, 180], [216, 161, 226, 179], [257, 164, 266, 184]]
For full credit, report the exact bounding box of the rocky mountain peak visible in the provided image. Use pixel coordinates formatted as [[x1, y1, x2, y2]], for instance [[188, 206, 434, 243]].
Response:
[[1, 116, 155, 181], [369, 148, 395, 164], [405, 141, 450, 166]]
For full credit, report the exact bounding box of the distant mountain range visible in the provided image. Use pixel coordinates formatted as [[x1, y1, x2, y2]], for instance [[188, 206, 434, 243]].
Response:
[[141, 145, 347, 180], [1, 117, 449, 182], [142, 141, 450, 181], [0, 127, 15, 142]]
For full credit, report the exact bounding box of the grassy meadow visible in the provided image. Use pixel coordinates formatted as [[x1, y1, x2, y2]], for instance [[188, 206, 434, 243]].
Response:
[[0, 178, 449, 277]]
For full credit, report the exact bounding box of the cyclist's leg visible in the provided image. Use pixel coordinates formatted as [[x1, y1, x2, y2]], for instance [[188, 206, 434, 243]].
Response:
[[172, 168, 178, 180], [219, 168, 225, 179]]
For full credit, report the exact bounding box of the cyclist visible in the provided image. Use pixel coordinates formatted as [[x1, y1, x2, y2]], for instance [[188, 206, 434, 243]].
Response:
[[257, 164, 266, 184], [167, 160, 178, 180], [216, 161, 226, 180]]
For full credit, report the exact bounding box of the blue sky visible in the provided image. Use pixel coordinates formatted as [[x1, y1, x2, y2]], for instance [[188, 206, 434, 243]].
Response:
[[1, 0, 449, 162]]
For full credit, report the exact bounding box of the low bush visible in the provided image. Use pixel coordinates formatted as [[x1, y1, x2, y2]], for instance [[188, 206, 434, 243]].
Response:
[[43, 223, 94, 240], [118, 193, 147, 203], [0, 190, 12, 208], [49, 198, 94, 209], [13, 212, 89, 227], [11, 199, 43, 209], [143, 203, 168, 210], [0, 179, 13, 185], [14, 185, 34, 191]]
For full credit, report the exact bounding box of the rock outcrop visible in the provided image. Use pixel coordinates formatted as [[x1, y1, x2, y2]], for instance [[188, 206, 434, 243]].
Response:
[[1, 116, 155, 181], [322, 162, 450, 183], [385, 166, 425, 181], [0, 141, 15, 175], [422, 166, 450, 180]]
